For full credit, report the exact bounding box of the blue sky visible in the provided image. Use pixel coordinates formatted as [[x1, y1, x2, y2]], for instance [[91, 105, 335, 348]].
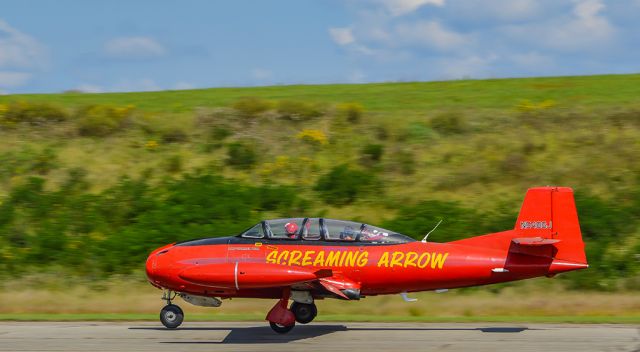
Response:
[[1, 0, 639, 94]]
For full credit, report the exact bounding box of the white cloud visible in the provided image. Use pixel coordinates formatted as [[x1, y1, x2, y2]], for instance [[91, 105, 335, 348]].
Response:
[[328, 27, 355, 46], [574, 0, 604, 18], [379, 0, 445, 17], [394, 21, 469, 51], [0, 71, 32, 87], [104, 36, 166, 59], [502, 0, 614, 52], [0, 19, 46, 69]]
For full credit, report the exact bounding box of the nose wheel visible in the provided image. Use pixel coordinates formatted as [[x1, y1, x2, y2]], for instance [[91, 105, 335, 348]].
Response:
[[159, 290, 184, 329], [160, 304, 184, 329]]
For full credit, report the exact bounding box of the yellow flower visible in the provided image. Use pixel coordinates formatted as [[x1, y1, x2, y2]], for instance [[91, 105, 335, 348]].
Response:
[[145, 140, 159, 149], [296, 129, 328, 145], [516, 99, 556, 112]]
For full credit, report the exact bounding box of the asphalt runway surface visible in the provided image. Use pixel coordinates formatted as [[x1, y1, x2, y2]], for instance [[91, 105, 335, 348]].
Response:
[[0, 322, 638, 352]]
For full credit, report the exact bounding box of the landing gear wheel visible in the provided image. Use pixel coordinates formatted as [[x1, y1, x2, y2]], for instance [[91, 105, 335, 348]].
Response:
[[160, 304, 184, 329], [270, 321, 295, 334], [291, 302, 317, 324]]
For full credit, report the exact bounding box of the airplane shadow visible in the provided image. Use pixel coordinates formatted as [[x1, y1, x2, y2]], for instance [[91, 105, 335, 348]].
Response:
[[131, 324, 347, 344], [129, 324, 531, 344]]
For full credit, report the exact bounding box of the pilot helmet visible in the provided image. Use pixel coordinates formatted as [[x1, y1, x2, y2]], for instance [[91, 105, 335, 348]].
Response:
[[284, 222, 299, 235]]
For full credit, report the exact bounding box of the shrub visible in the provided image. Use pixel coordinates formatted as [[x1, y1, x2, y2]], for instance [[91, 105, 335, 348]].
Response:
[[1, 101, 68, 126], [161, 129, 189, 144], [383, 200, 488, 241], [404, 122, 435, 141], [314, 164, 378, 206], [276, 100, 323, 121], [211, 126, 232, 141], [226, 142, 257, 169], [360, 143, 384, 167], [75, 105, 134, 137], [337, 102, 364, 123], [296, 129, 328, 146], [0, 147, 59, 178], [396, 150, 416, 175], [164, 154, 183, 173], [500, 152, 527, 176], [194, 107, 238, 127], [429, 112, 466, 135], [232, 97, 271, 118]]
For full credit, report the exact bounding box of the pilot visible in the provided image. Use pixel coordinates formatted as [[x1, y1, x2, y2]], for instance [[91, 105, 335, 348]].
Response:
[[284, 222, 299, 239], [341, 226, 356, 240], [362, 229, 384, 242]]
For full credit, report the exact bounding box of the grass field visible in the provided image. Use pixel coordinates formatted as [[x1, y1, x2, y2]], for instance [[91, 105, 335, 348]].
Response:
[[1, 278, 639, 323], [1, 74, 639, 319]]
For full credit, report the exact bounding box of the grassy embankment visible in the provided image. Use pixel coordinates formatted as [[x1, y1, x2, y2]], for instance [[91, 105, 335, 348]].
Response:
[[1, 74, 639, 321]]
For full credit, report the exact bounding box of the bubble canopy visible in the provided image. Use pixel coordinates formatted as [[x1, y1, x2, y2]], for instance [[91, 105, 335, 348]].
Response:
[[239, 218, 415, 244]]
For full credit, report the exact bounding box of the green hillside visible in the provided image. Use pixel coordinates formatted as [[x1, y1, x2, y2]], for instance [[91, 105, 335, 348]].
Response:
[[0, 74, 639, 291]]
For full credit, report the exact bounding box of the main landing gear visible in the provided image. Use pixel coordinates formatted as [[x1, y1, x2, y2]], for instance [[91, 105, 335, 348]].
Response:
[[266, 290, 318, 334], [291, 302, 317, 324], [160, 290, 184, 329]]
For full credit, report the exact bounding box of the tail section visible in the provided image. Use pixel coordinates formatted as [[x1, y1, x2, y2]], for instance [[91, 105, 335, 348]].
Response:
[[449, 187, 587, 268], [515, 187, 586, 264]]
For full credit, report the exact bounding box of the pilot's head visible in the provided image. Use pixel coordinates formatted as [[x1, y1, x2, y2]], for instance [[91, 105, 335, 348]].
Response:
[[284, 222, 299, 238]]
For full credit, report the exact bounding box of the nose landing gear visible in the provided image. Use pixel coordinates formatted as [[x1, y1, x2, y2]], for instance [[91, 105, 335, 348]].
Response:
[[159, 290, 184, 329]]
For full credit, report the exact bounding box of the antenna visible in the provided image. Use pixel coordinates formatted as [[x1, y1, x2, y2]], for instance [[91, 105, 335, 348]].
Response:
[[421, 219, 443, 243]]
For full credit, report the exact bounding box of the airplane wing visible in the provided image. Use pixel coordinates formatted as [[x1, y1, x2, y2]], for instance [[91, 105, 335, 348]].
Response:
[[179, 262, 333, 290], [179, 262, 362, 299]]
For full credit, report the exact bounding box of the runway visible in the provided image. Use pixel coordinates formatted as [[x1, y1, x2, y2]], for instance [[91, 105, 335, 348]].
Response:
[[0, 322, 638, 352]]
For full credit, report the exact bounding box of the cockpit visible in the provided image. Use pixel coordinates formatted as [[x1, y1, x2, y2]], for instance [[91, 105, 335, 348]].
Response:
[[239, 218, 415, 245]]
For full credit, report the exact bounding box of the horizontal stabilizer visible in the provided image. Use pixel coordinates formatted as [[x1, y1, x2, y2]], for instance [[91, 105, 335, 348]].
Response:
[[512, 237, 561, 246]]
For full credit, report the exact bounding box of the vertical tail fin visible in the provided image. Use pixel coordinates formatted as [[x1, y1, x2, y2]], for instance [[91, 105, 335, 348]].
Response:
[[515, 187, 587, 264]]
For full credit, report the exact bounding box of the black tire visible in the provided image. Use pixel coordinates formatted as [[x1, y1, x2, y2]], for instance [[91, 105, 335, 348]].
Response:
[[270, 321, 295, 334], [160, 304, 184, 329], [291, 302, 317, 324]]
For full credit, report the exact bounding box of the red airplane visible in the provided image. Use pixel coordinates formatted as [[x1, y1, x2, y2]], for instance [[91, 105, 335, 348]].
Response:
[[145, 186, 587, 333]]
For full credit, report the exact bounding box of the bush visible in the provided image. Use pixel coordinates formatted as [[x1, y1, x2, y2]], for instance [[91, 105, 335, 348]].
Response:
[[194, 107, 238, 127], [429, 112, 466, 135], [232, 97, 272, 118], [75, 105, 134, 137], [1, 101, 68, 126], [314, 164, 378, 206], [226, 142, 257, 169], [161, 129, 189, 144], [360, 143, 384, 167], [337, 102, 364, 123], [164, 154, 183, 173], [276, 100, 323, 121], [296, 129, 328, 146], [0, 147, 59, 178], [395, 150, 416, 175]]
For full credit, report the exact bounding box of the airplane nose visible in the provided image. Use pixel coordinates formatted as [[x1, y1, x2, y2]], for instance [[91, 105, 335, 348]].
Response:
[[146, 253, 157, 279], [145, 243, 174, 286]]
